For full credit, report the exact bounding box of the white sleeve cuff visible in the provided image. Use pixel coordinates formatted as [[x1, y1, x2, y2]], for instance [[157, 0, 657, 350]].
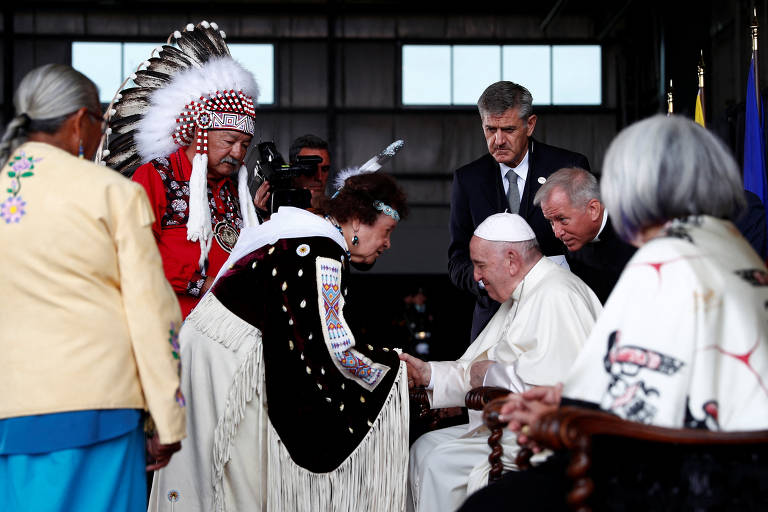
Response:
[[427, 362, 435, 390], [483, 361, 527, 394]]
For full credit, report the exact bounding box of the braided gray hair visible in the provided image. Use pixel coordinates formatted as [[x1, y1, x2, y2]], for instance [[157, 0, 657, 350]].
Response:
[[0, 64, 100, 165]]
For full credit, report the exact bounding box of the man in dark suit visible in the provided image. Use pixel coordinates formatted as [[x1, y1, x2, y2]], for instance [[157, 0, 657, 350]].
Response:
[[449, 81, 590, 341], [534, 167, 636, 304]]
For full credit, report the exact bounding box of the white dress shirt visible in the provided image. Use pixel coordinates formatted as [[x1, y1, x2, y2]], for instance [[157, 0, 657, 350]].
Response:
[[592, 209, 609, 242]]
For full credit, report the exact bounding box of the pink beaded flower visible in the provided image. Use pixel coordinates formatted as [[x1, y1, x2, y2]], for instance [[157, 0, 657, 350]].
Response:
[[0, 196, 26, 223]]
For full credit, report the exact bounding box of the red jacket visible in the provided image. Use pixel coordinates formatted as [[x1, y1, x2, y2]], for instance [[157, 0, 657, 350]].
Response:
[[133, 147, 244, 318]]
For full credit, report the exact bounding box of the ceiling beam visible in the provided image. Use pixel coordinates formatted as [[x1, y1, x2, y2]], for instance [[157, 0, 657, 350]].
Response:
[[540, 0, 568, 32], [597, 0, 634, 41]]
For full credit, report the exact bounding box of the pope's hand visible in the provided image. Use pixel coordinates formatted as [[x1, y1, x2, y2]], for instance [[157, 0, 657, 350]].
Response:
[[398, 352, 431, 388], [469, 360, 496, 388]]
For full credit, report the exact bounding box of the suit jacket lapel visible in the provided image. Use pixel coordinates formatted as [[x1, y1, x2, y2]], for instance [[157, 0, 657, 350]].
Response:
[[520, 139, 543, 217], [481, 154, 506, 213]]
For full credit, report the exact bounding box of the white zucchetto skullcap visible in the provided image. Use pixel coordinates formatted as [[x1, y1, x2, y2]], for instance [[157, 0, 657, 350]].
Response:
[[474, 213, 536, 242]]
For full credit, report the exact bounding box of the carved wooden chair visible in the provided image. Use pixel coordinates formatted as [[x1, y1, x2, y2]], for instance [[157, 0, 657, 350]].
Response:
[[482, 399, 768, 512]]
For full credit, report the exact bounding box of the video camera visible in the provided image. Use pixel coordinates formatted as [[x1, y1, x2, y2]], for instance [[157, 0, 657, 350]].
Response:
[[255, 141, 323, 213]]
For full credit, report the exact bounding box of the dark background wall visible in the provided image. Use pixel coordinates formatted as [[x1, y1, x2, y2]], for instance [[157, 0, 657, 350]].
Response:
[[2, 0, 765, 355]]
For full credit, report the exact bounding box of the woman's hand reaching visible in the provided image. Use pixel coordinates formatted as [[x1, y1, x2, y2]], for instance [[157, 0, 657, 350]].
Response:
[[500, 383, 563, 451]]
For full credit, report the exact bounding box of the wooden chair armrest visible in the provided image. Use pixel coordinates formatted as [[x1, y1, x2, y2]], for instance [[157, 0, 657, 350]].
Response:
[[465, 386, 511, 410], [409, 386, 430, 411], [408, 386, 437, 428], [529, 406, 768, 450], [524, 406, 768, 512]]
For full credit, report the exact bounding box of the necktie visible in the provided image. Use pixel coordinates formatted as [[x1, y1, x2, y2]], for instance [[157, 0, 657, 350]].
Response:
[[506, 169, 520, 214]]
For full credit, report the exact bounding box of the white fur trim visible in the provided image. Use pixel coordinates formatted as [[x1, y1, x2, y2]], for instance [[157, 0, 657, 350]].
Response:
[[135, 57, 260, 163], [237, 165, 259, 227], [187, 153, 213, 271], [333, 166, 377, 191]]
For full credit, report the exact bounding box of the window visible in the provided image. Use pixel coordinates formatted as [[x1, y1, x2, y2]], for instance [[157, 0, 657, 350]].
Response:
[[72, 42, 275, 104], [453, 46, 500, 104], [401, 44, 601, 106], [229, 44, 274, 105], [551, 45, 601, 105], [502, 46, 550, 106], [402, 45, 451, 105]]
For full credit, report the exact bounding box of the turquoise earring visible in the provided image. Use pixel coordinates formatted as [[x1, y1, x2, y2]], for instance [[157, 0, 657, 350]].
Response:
[[78, 139, 84, 159]]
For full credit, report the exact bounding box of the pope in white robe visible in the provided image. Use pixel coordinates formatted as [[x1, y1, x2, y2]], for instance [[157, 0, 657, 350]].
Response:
[[401, 213, 602, 512]]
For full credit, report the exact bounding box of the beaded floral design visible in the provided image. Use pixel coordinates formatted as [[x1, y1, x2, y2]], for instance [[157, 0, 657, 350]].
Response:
[[1, 151, 41, 224], [0, 196, 26, 224], [169, 322, 186, 407]]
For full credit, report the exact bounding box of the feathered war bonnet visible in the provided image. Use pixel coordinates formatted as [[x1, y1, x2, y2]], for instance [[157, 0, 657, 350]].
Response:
[[97, 21, 259, 271]]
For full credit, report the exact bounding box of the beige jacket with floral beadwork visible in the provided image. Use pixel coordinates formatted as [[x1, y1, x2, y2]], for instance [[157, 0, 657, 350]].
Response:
[[0, 142, 186, 444]]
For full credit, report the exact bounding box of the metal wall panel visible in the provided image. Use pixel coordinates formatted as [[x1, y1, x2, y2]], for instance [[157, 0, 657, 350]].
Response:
[[0, 6, 623, 275]]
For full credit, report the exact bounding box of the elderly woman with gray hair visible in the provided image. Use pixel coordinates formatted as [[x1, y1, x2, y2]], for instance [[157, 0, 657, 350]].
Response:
[[0, 64, 185, 511], [460, 114, 768, 511]]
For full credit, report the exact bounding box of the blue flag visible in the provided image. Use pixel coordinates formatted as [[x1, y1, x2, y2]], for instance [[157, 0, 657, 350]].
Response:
[[744, 54, 768, 210]]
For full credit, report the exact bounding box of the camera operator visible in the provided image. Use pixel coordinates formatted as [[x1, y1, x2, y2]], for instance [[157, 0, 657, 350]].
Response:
[[254, 134, 331, 218]]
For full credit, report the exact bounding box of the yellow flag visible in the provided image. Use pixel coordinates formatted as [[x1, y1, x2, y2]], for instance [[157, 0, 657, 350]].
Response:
[[695, 89, 705, 127]]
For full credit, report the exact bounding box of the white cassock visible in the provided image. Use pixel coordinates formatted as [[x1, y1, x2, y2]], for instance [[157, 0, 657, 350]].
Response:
[[409, 257, 602, 512], [564, 215, 768, 431]]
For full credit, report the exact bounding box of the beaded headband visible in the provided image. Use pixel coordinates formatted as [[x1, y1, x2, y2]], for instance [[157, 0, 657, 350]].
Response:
[[173, 89, 256, 157], [373, 200, 401, 222]]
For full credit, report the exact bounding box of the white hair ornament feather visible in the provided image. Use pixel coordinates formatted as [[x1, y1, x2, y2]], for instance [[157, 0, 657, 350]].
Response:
[[333, 139, 404, 191], [331, 139, 405, 222]]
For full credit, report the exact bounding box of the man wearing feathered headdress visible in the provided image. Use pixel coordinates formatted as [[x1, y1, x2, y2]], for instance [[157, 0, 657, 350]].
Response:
[[102, 21, 259, 318]]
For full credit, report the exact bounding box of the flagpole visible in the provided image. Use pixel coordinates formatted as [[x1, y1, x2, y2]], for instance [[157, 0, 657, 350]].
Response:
[[666, 79, 674, 115], [695, 50, 706, 127], [752, 8, 760, 114], [698, 50, 705, 110]]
